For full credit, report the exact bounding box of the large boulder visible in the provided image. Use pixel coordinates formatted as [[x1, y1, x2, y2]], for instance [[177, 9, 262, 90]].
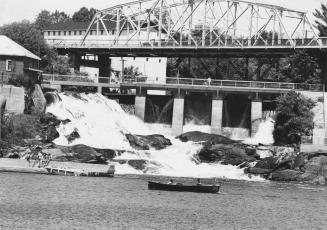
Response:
[[253, 150, 299, 171], [198, 143, 257, 166], [44, 126, 59, 143], [270, 169, 303, 181], [52, 144, 107, 164], [40, 113, 61, 126], [177, 131, 236, 145], [125, 134, 172, 150], [128, 159, 148, 170], [299, 156, 327, 184]]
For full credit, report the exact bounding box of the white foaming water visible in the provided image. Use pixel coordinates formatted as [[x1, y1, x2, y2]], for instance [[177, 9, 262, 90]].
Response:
[[243, 118, 275, 146], [46, 92, 263, 181], [183, 121, 211, 134]]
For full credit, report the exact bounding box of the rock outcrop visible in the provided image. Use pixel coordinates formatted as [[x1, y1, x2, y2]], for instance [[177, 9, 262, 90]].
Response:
[[198, 143, 258, 166], [178, 132, 258, 166], [125, 134, 172, 150], [177, 131, 236, 145]]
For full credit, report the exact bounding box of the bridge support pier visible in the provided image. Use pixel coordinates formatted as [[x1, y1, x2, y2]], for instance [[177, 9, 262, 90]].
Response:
[[251, 98, 262, 137], [98, 55, 111, 83], [172, 93, 185, 136], [135, 91, 146, 121], [211, 92, 223, 135], [97, 86, 102, 94]]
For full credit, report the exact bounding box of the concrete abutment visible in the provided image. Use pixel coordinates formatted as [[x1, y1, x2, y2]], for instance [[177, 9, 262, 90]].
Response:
[[251, 99, 263, 137]]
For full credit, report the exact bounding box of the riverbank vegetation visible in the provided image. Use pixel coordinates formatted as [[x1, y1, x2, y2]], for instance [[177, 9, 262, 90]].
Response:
[[273, 91, 316, 145]]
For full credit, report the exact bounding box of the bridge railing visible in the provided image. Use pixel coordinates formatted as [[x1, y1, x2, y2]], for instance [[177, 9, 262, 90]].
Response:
[[43, 74, 324, 92], [122, 76, 324, 92], [43, 74, 94, 83], [47, 37, 327, 49]]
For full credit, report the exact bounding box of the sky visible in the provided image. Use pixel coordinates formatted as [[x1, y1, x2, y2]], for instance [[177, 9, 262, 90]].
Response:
[[0, 0, 325, 26]]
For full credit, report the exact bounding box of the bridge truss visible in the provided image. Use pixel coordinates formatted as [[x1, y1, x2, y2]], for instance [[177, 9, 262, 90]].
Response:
[[77, 0, 322, 49]]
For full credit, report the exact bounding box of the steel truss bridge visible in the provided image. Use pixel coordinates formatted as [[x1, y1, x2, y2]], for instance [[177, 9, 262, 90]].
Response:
[[53, 0, 327, 57]]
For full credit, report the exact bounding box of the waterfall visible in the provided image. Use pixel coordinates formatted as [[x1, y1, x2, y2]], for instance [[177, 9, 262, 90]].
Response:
[[243, 118, 275, 145], [46, 92, 263, 181]]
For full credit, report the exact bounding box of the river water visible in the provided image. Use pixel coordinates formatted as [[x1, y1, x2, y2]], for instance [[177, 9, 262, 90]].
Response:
[[1, 173, 326, 230]]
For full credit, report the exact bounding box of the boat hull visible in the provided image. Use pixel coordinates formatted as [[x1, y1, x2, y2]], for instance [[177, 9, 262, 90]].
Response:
[[148, 181, 220, 193]]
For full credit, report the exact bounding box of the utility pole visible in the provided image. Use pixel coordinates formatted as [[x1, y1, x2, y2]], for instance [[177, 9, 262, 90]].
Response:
[[121, 57, 126, 81]]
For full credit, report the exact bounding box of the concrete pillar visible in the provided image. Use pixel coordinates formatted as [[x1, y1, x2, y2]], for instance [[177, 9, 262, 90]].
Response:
[[97, 86, 102, 94], [251, 99, 262, 137], [313, 128, 326, 145], [172, 95, 184, 136], [211, 95, 223, 135], [135, 94, 146, 121], [98, 55, 111, 83], [69, 53, 81, 73]]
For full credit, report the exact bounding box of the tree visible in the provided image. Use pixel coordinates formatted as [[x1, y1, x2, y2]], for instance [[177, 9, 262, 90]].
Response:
[[123, 66, 141, 77], [314, 3, 327, 36], [279, 51, 321, 84], [0, 20, 49, 58], [72, 7, 97, 22], [273, 91, 316, 145], [35, 10, 71, 30]]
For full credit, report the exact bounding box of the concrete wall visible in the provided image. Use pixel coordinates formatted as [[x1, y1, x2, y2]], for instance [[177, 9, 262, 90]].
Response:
[[135, 95, 146, 121], [211, 99, 223, 134], [0, 85, 25, 114], [251, 100, 262, 137], [172, 97, 184, 136], [300, 144, 327, 153]]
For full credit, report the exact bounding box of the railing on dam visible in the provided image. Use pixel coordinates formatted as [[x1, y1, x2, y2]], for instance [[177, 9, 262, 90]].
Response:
[[42, 74, 325, 92]]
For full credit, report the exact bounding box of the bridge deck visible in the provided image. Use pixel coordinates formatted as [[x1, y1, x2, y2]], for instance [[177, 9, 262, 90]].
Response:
[[42, 74, 324, 94]]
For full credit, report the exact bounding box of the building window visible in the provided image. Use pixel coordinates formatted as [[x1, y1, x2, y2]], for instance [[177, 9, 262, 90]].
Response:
[[63, 31, 66, 36], [47, 31, 50, 36], [6, 60, 13, 72], [112, 30, 115, 35], [79, 31, 83, 35], [74, 31, 77, 36], [52, 31, 56, 36], [58, 31, 61, 36]]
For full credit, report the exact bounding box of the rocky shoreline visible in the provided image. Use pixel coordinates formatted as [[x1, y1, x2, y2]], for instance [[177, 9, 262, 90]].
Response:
[[1, 110, 327, 185]]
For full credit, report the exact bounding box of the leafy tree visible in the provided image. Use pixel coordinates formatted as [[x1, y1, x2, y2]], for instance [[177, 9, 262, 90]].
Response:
[[123, 66, 141, 77], [314, 3, 327, 36], [52, 10, 71, 24], [0, 20, 49, 59], [72, 7, 97, 22], [279, 51, 321, 84], [273, 91, 316, 145], [35, 10, 71, 30]]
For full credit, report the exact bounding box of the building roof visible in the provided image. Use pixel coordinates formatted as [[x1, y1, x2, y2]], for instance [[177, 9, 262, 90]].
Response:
[[0, 35, 41, 60], [44, 20, 162, 32], [44, 21, 118, 31]]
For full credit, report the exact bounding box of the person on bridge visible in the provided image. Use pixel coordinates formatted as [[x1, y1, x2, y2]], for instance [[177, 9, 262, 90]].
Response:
[[207, 77, 212, 86]]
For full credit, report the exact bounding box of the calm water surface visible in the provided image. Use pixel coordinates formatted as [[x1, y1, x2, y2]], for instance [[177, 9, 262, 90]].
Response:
[[0, 173, 326, 230]]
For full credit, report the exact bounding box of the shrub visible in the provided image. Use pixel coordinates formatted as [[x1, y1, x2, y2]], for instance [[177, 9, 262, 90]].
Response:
[[1, 113, 42, 146], [273, 91, 316, 145]]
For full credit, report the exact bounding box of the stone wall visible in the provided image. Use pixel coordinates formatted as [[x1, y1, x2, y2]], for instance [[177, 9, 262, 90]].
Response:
[[0, 85, 25, 114]]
